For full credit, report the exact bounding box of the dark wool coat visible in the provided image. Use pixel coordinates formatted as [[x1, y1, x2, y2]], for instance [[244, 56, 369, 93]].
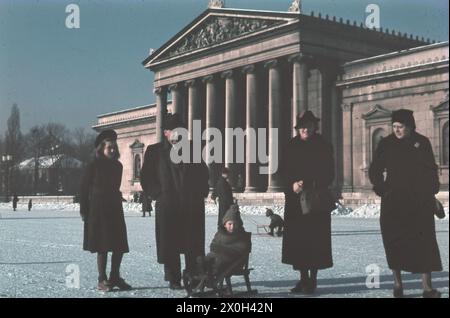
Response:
[[211, 176, 234, 229], [369, 132, 442, 273], [269, 214, 284, 229], [79, 158, 129, 253], [207, 228, 251, 273], [280, 134, 335, 270], [140, 140, 209, 264]]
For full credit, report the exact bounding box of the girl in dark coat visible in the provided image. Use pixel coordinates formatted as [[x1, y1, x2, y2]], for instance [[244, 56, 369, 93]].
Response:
[[281, 111, 335, 294], [200, 204, 251, 278], [80, 129, 131, 292], [369, 109, 442, 298]]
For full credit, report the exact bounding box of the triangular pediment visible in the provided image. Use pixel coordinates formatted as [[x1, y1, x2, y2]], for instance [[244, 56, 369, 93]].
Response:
[[130, 139, 145, 149], [143, 8, 299, 67], [432, 96, 449, 113], [362, 105, 392, 120]]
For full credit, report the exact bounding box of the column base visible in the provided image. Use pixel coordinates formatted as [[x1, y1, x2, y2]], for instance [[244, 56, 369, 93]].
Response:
[[341, 185, 354, 193], [266, 186, 283, 193], [244, 187, 260, 193]]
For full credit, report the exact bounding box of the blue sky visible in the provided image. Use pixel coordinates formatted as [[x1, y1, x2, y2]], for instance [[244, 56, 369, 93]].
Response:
[[0, 0, 448, 132]]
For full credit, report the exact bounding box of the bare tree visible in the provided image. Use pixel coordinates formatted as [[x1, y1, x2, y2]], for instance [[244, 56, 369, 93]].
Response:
[[5, 103, 23, 163], [72, 127, 96, 165], [25, 125, 48, 194]]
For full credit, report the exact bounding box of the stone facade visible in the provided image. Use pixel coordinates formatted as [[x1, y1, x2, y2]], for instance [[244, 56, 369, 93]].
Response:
[[337, 42, 449, 197], [93, 6, 448, 206]]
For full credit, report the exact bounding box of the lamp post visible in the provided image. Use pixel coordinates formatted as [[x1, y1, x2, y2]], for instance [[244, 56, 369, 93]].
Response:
[[1, 154, 13, 202]]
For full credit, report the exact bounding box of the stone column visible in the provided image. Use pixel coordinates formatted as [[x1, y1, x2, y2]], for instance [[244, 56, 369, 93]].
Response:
[[221, 70, 238, 190], [243, 65, 259, 193], [289, 54, 310, 136], [331, 81, 342, 192], [168, 83, 184, 117], [342, 103, 353, 192], [154, 86, 168, 143], [265, 59, 283, 192], [186, 79, 201, 140], [203, 75, 218, 190]]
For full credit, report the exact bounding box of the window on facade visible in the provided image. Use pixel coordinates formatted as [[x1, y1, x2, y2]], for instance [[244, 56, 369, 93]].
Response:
[[443, 121, 449, 166], [134, 155, 141, 180], [372, 128, 386, 160]]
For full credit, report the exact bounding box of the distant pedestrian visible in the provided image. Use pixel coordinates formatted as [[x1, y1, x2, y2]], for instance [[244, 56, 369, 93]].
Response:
[[236, 174, 244, 193], [80, 129, 131, 292], [12, 194, 19, 212], [265, 209, 284, 237], [141, 192, 152, 217], [28, 199, 32, 212]]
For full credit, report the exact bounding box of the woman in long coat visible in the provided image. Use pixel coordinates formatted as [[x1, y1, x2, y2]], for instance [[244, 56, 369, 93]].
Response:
[[369, 109, 442, 298], [80, 129, 131, 292], [281, 111, 335, 294]]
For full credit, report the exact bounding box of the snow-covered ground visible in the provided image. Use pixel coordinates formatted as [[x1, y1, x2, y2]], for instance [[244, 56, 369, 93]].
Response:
[[0, 205, 448, 298], [1, 201, 448, 220]]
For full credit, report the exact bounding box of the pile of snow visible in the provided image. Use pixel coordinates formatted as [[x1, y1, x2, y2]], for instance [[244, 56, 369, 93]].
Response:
[[205, 203, 284, 217], [1, 201, 447, 220]]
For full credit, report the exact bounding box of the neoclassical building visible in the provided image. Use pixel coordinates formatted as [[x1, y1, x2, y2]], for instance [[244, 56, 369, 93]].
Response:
[[94, 2, 448, 205]]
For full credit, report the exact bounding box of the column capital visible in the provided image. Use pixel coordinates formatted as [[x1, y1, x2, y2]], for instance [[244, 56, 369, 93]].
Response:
[[153, 86, 167, 95], [202, 75, 215, 83], [242, 64, 256, 74], [288, 53, 312, 64], [185, 79, 197, 87], [221, 70, 234, 79], [264, 59, 279, 69], [168, 83, 180, 91], [341, 103, 353, 112]]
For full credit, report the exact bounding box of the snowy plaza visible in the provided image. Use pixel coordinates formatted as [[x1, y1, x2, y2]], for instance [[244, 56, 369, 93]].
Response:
[[0, 203, 448, 298]]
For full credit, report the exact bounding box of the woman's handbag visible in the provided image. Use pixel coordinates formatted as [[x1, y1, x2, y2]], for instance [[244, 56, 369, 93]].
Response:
[[299, 186, 335, 215]]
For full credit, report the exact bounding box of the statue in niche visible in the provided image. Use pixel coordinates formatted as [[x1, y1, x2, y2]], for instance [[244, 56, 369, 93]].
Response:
[[288, 0, 301, 13], [208, 0, 225, 9]]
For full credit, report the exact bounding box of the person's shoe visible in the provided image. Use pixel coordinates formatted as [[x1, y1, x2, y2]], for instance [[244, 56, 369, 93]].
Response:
[[310, 277, 317, 293], [393, 287, 404, 298], [109, 277, 132, 291], [169, 281, 183, 290], [423, 289, 441, 298], [97, 280, 112, 292], [290, 280, 304, 293], [302, 279, 315, 295]]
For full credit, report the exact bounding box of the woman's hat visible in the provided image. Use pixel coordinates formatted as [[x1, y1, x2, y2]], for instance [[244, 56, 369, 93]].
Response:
[[294, 111, 320, 129], [95, 129, 117, 148], [391, 109, 416, 130]]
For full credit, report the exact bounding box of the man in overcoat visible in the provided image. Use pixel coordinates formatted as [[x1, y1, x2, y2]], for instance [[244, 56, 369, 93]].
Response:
[[141, 113, 209, 289]]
